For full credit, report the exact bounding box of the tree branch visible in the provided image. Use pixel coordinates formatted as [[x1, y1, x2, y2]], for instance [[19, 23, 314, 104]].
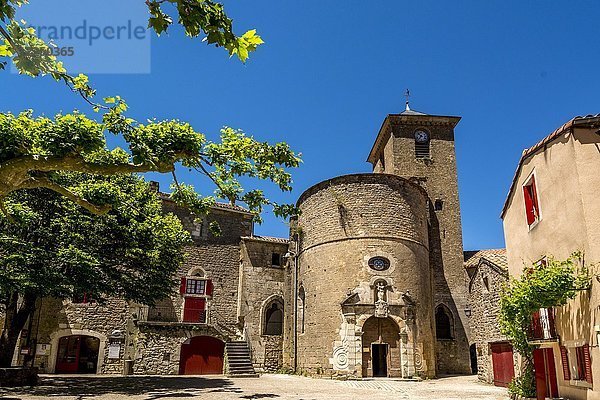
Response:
[[19, 177, 112, 215]]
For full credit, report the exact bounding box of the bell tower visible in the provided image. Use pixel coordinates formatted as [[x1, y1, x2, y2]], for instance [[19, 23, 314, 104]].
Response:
[[367, 98, 471, 375]]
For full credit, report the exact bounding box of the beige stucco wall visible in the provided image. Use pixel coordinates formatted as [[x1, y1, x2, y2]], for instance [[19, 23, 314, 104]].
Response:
[[502, 126, 600, 400]]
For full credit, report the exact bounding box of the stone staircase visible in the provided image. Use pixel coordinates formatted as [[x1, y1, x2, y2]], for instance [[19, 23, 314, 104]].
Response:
[[225, 341, 258, 377]]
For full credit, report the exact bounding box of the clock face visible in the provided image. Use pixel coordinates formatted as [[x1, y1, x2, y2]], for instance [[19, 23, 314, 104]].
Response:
[[414, 130, 430, 144]]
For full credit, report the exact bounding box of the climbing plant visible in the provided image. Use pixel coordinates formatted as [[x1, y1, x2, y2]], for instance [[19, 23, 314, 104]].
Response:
[[498, 252, 591, 397]]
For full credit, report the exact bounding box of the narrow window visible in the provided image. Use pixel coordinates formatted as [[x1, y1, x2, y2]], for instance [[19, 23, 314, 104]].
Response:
[[482, 276, 490, 292], [523, 174, 540, 227], [298, 285, 306, 334], [435, 304, 454, 340], [434, 199, 444, 211], [272, 253, 281, 267], [264, 299, 284, 336], [414, 130, 431, 159]]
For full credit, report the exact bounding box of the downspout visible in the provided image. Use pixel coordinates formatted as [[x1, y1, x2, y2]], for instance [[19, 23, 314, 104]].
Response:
[[293, 239, 299, 372]]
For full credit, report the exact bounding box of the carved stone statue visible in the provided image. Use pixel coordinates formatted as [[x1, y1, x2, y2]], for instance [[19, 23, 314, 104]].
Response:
[[374, 281, 388, 318]]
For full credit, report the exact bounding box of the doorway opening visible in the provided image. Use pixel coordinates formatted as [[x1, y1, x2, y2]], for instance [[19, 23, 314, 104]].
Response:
[[372, 343, 389, 377], [55, 335, 100, 373]]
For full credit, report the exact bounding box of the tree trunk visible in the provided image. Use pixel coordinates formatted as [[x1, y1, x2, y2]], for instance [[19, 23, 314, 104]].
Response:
[[0, 292, 37, 367]]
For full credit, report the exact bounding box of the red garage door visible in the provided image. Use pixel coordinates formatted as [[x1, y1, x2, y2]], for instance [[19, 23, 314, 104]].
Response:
[[179, 336, 224, 375], [491, 342, 515, 387]]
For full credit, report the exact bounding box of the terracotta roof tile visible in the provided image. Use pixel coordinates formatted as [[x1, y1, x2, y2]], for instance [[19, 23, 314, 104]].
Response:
[[241, 235, 289, 244], [157, 192, 252, 214], [464, 249, 507, 270]]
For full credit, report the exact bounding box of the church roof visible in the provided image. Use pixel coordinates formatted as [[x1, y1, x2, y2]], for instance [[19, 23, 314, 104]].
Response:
[[500, 113, 600, 219], [399, 108, 428, 116], [366, 110, 461, 164]]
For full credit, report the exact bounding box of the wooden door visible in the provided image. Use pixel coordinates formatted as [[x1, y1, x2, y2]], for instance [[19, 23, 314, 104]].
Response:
[[490, 342, 515, 387], [372, 344, 388, 377], [183, 297, 206, 323], [533, 348, 559, 400], [179, 336, 224, 375], [56, 336, 81, 373]]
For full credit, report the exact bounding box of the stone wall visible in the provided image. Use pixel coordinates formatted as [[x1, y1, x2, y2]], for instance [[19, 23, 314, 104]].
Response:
[[238, 237, 288, 372], [25, 297, 130, 374], [468, 260, 509, 383], [289, 174, 434, 378]]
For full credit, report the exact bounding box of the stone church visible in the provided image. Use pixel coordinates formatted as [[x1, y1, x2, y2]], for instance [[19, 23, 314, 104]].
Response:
[[13, 103, 472, 379]]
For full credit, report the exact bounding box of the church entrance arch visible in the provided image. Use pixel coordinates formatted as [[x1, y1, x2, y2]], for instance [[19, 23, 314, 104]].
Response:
[[362, 316, 400, 377]]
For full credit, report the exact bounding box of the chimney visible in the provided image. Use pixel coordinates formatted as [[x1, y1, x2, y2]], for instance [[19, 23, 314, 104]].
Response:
[[149, 181, 160, 193]]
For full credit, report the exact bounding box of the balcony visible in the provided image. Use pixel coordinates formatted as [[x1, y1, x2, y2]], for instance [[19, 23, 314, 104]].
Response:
[[137, 306, 209, 325], [527, 308, 558, 342]]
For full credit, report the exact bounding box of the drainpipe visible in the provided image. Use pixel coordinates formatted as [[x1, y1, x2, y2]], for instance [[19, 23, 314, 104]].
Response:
[[285, 241, 299, 372]]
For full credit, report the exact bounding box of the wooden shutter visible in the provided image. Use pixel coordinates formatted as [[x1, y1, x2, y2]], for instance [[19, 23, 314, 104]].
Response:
[[523, 185, 535, 225], [180, 277, 187, 295], [206, 279, 213, 296], [583, 345, 593, 384], [560, 346, 570, 381], [530, 176, 540, 218]]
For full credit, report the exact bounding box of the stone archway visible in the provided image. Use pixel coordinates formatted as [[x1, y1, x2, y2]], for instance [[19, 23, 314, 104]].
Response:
[[361, 316, 401, 377], [48, 329, 107, 374]]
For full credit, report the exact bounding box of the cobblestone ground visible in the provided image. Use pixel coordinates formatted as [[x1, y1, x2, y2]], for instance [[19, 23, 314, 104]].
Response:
[[0, 374, 509, 400]]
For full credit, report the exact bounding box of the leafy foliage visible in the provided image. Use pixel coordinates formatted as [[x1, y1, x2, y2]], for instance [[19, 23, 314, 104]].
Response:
[[0, 172, 190, 304], [498, 253, 590, 397], [0, 111, 301, 222]]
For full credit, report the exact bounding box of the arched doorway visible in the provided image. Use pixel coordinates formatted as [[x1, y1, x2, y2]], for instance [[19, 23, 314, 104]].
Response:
[[55, 335, 100, 373], [362, 316, 400, 377], [179, 336, 224, 375]]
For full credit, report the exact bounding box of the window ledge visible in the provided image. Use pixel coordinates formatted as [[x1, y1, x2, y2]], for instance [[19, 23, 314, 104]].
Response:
[[569, 379, 593, 389], [528, 218, 541, 231]]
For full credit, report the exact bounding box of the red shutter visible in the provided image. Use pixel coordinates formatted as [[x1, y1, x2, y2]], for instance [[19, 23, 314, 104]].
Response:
[[530, 177, 540, 217], [583, 345, 593, 384], [523, 185, 535, 225], [180, 277, 187, 295], [206, 279, 213, 296], [560, 346, 571, 381]]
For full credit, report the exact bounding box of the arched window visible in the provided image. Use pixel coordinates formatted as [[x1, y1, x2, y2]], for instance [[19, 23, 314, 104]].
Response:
[[435, 304, 454, 340], [264, 299, 283, 336], [298, 285, 306, 334]]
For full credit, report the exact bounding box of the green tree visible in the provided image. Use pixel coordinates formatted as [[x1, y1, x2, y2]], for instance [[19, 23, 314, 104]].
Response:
[[0, 0, 287, 219], [498, 253, 590, 397], [0, 170, 191, 367], [0, 111, 301, 222]]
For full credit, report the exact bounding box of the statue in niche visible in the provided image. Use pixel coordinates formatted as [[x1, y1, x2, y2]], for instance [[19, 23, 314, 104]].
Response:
[[374, 281, 389, 318]]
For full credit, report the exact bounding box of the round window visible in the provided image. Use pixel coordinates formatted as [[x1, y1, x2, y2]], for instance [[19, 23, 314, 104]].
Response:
[[368, 257, 390, 271]]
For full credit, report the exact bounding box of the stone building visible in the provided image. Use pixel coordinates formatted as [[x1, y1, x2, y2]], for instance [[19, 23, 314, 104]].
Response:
[[12, 102, 472, 379], [502, 114, 600, 400], [465, 249, 513, 387]]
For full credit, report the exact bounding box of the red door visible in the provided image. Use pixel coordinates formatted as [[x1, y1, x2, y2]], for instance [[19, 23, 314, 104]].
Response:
[[491, 342, 515, 387], [183, 297, 206, 323], [56, 336, 81, 373], [533, 348, 559, 400], [179, 336, 224, 375]]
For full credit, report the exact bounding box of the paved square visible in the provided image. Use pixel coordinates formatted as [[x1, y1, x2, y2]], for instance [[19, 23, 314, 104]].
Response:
[[0, 374, 508, 400]]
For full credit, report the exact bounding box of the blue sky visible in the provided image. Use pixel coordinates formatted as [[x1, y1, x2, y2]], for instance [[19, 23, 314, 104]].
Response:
[[2, 1, 599, 250]]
